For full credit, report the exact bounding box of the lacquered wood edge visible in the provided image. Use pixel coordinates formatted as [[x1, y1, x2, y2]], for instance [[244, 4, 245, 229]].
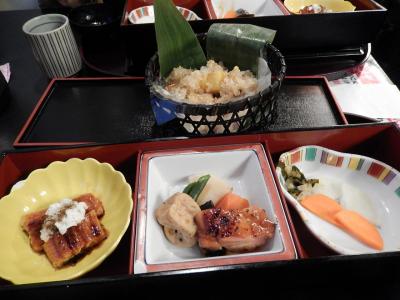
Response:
[[274, 0, 291, 15], [254, 143, 297, 259], [13, 78, 56, 147], [321, 76, 349, 125], [129, 150, 142, 275], [262, 140, 306, 258], [258, 146, 297, 258], [13, 77, 145, 148], [120, 0, 130, 26], [1, 123, 399, 288], [284, 75, 349, 125], [203, 0, 217, 19]]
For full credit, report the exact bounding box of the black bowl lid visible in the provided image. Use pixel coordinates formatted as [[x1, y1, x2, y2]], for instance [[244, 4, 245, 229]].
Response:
[[69, 3, 120, 27]]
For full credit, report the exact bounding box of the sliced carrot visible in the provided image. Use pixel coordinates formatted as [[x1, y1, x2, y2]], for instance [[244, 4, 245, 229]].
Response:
[[300, 194, 344, 228], [215, 192, 249, 210], [301, 193, 383, 250], [334, 210, 383, 250], [223, 10, 238, 18]]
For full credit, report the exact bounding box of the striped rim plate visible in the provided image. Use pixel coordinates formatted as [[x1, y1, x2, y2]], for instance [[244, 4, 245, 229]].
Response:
[[276, 145, 400, 255], [128, 5, 201, 24]]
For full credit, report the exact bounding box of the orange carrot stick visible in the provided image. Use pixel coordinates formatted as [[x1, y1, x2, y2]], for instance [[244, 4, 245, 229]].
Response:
[[301, 193, 384, 250], [334, 210, 384, 250], [300, 194, 343, 228]]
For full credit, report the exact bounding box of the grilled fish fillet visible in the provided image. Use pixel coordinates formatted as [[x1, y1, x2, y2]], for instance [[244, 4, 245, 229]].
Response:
[[43, 210, 108, 268], [195, 206, 275, 253], [21, 193, 104, 253]]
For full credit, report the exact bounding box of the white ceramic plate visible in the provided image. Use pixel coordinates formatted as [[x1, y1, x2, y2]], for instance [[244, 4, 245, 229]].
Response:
[[134, 144, 297, 273], [210, 0, 285, 18], [276, 145, 400, 255]]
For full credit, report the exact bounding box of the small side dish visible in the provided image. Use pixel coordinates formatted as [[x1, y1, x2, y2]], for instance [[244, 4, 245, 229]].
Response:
[[128, 5, 201, 24], [276, 145, 400, 255], [298, 4, 332, 13], [208, 0, 285, 18], [21, 193, 108, 268], [155, 174, 276, 255], [279, 164, 383, 250], [0, 158, 132, 284], [284, 0, 356, 14], [134, 145, 297, 274]]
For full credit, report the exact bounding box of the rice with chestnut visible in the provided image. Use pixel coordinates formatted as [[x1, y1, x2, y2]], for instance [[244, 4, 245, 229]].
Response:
[[164, 60, 258, 105]]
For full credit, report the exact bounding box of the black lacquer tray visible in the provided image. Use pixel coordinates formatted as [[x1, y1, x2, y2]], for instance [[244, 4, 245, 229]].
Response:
[[14, 76, 347, 146]]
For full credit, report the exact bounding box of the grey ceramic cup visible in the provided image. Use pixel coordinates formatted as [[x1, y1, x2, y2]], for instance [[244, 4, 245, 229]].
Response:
[[22, 14, 82, 78]]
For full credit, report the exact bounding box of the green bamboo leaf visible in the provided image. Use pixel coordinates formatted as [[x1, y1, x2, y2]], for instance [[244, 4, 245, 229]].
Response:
[[206, 23, 276, 75], [154, 0, 206, 77]]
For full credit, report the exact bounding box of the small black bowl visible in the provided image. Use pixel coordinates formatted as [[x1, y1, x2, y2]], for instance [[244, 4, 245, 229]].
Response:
[[69, 3, 121, 35]]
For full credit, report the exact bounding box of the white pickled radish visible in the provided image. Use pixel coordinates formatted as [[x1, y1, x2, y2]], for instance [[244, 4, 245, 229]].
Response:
[[189, 174, 232, 206], [311, 178, 342, 202], [310, 177, 380, 226], [340, 183, 380, 226]]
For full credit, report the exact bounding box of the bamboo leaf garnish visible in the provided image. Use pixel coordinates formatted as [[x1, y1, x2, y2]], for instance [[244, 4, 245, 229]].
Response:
[[207, 23, 276, 76], [154, 0, 206, 78]]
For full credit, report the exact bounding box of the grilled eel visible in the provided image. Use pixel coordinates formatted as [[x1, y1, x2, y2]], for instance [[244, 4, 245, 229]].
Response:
[[43, 209, 108, 268], [21, 193, 107, 268], [21, 193, 104, 252]]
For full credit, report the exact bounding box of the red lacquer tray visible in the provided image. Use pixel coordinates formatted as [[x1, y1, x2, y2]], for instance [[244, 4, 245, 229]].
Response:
[[2, 123, 400, 295]]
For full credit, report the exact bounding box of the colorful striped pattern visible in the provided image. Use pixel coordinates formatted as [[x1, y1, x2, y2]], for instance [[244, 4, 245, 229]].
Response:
[[130, 6, 200, 24], [367, 162, 396, 185], [320, 150, 343, 167], [139, 6, 148, 17], [279, 147, 400, 198], [131, 6, 149, 22], [305, 147, 317, 161], [396, 187, 400, 198], [347, 157, 364, 171], [181, 9, 189, 18], [280, 149, 302, 166], [290, 149, 302, 164]]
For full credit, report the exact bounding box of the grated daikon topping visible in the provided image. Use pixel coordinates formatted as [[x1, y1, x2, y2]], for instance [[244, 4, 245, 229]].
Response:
[[40, 198, 87, 242]]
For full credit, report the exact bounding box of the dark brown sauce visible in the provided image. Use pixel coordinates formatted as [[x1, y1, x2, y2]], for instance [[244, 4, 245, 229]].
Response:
[[63, 227, 108, 267], [203, 208, 239, 238]]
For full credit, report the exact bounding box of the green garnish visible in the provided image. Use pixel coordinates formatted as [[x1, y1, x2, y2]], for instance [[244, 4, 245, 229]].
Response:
[[183, 175, 210, 200], [278, 162, 319, 198]]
